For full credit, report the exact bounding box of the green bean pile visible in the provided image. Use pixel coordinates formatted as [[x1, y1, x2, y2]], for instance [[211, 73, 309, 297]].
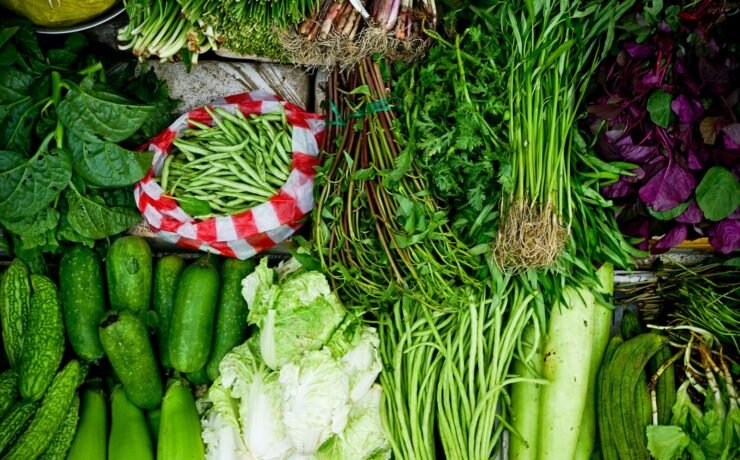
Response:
[[156, 107, 293, 218]]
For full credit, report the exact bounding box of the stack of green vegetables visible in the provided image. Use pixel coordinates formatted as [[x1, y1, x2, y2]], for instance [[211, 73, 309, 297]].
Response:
[[155, 107, 294, 218]]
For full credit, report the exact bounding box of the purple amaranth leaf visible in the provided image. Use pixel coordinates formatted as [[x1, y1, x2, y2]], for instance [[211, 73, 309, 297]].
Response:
[[639, 160, 697, 211], [653, 224, 688, 253], [603, 173, 640, 198], [671, 94, 703, 124], [708, 220, 740, 254], [688, 147, 708, 170], [619, 143, 658, 163], [722, 123, 740, 145], [587, 103, 624, 121], [675, 201, 704, 224], [724, 135, 740, 151], [624, 41, 656, 59], [637, 68, 663, 92], [699, 58, 732, 95]]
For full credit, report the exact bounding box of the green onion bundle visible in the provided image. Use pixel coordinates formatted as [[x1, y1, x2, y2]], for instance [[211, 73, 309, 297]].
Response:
[[492, 0, 636, 270], [155, 107, 293, 218], [117, 0, 214, 64]]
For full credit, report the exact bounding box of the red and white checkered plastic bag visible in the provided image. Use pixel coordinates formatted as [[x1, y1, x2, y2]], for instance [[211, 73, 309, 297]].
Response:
[[134, 90, 325, 259]]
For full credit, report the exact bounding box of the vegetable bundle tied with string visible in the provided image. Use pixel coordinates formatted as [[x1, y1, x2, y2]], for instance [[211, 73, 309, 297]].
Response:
[[491, 0, 636, 270], [313, 57, 480, 310]]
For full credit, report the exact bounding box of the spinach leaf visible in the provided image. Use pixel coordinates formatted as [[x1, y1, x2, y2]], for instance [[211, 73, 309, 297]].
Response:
[[57, 211, 95, 247], [3, 208, 60, 251], [57, 80, 155, 143], [0, 26, 19, 49], [67, 132, 153, 187], [695, 166, 740, 221], [65, 184, 141, 239], [647, 89, 673, 128], [0, 148, 72, 221]]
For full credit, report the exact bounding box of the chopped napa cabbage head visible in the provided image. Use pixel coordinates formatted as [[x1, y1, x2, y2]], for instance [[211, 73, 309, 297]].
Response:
[[316, 385, 391, 460], [280, 349, 351, 455], [340, 327, 382, 403]]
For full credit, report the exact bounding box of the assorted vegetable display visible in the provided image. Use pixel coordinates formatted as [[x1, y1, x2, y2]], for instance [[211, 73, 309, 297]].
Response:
[[0, 1, 739, 460]]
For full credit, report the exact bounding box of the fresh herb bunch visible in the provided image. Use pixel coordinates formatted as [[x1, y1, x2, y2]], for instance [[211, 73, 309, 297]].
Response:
[[0, 21, 176, 262], [391, 24, 509, 247], [587, 1, 740, 253], [313, 57, 481, 311]]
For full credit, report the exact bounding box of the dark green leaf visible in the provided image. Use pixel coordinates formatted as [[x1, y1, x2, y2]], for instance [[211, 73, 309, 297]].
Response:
[[175, 196, 211, 217], [67, 132, 153, 187], [648, 200, 691, 221], [57, 81, 155, 143], [0, 27, 19, 49], [695, 167, 740, 221], [0, 96, 38, 153], [0, 149, 72, 221], [65, 186, 141, 239], [57, 212, 95, 247], [647, 90, 673, 128], [0, 43, 17, 67], [288, 250, 322, 271], [2, 207, 59, 237]]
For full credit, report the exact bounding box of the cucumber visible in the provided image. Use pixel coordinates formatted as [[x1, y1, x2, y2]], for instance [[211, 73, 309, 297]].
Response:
[[169, 261, 220, 373], [146, 408, 161, 448], [0, 400, 38, 456], [40, 394, 80, 460], [152, 255, 185, 370], [0, 368, 19, 418], [158, 380, 205, 460], [4, 360, 81, 460], [207, 258, 256, 380], [0, 258, 31, 367], [620, 309, 642, 339], [59, 245, 107, 362], [19, 274, 64, 401], [99, 309, 163, 410], [106, 236, 152, 311], [186, 366, 211, 386], [109, 385, 154, 460], [67, 386, 108, 460]]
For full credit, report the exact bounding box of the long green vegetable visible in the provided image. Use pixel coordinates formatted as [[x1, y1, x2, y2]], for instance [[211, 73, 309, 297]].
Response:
[[489, 0, 636, 270]]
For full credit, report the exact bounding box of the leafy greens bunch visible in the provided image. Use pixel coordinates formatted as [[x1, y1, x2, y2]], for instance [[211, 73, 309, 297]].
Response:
[[391, 24, 509, 248], [0, 21, 176, 260], [587, 1, 740, 253]]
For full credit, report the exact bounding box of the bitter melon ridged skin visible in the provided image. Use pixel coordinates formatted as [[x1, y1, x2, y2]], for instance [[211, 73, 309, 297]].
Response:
[[19, 275, 65, 401], [4, 360, 81, 460], [0, 259, 31, 367], [59, 245, 107, 362], [0, 400, 38, 456], [39, 394, 80, 460], [0, 368, 20, 418]]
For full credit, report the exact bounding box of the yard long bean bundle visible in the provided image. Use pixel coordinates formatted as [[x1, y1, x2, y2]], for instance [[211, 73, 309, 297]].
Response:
[[490, 0, 636, 270], [313, 57, 481, 310]]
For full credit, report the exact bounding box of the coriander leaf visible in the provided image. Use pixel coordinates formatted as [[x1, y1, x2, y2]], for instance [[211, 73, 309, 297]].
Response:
[[67, 132, 152, 187], [65, 185, 141, 240], [695, 167, 740, 221], [57, 80, 155, 143], [647, 89, 673, 128], [646, 425, 690, 460], [0, 148, 72, 221]]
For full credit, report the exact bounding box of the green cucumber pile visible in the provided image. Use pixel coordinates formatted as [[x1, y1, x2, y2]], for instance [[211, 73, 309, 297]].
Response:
[[156, 108, 294, 218], [0, 236, 255, 460]]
